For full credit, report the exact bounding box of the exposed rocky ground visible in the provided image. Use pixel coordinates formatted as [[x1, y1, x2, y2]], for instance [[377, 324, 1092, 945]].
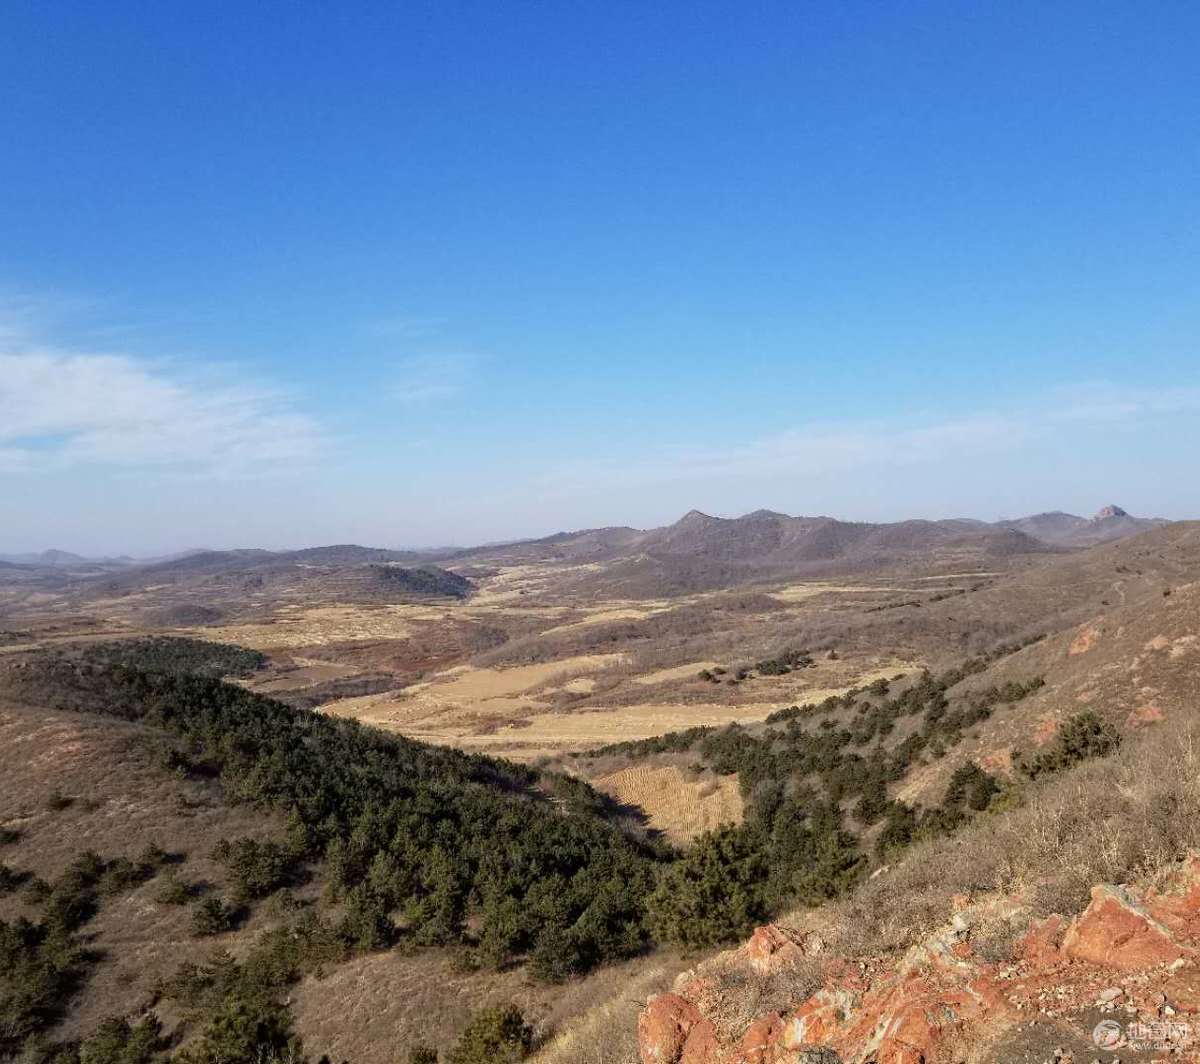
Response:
[[639, 857, 1200, 1063]]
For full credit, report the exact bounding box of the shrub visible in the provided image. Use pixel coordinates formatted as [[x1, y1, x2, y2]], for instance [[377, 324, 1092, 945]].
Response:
[[0, 915, 85, 1055], [875, 802, 918, 856], [192, 896, 236, 937], [1019, 712, 1121, 779], [136, 843, 171, 869], [835, 713, 1200, 962], [78, 1015, 163, 1064], [755, 649, 814, 676], [336, 887, 395, 953], [154, 869, 192, 905], [943, 762, 1000, 812], [175, 991, 301, 1064], [0, 863, 28, 895], [47, 789, 75, 812], [408, 1047, 438, 1064], [646, 826, 768, 947], [98, 855, 157, 897], [213, 837, 299, 903], [42, 852, 105, 931], [446, 1005, 531, 1064]]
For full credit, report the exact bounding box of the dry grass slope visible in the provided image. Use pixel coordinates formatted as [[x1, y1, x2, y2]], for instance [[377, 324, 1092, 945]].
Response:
[[0, 700, 291, 1042], [593, 765, 744, 843]]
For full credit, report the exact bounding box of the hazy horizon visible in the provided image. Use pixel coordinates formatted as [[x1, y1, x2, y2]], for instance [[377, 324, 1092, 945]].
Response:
[[3, 3, 1198, 555], [0, 498, 1184, 560]]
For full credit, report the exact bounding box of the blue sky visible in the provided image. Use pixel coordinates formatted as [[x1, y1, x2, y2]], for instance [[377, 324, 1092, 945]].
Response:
[[2, 1, 1197, 553]]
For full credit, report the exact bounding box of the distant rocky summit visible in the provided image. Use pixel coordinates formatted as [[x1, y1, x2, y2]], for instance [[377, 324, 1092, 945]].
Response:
[[998, 504, 1166, 548]]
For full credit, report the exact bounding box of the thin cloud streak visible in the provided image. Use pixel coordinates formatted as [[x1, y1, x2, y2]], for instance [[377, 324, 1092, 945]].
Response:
[[0, 348, 324, 477], [537, 382, 1200, 493], [392, 353, 479, 403]]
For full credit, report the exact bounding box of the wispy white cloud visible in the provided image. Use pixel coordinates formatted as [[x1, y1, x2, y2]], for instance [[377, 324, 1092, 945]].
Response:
[[538, 381, 1200, 492], [392, 353, 479, 403], [0, 347, 324, 477], [1047, 381, 1200, 423], [365, 314, 450, 341]]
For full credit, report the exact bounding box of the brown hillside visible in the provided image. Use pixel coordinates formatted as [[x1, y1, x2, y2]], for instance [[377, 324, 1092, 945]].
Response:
[[0, 700, 293, 1043], [899, 571, 1200, 807], [638, 712, 1200, 1063]]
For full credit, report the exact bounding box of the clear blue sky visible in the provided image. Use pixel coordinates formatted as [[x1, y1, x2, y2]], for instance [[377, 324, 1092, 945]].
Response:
[[2, 1, 1197, 553]]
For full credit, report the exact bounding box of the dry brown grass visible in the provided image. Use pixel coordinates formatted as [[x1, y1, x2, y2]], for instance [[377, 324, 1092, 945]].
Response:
[[0, 700, 293, 1041], [701, 962, 823, 1043], [629, 661, 721, 686], [199, 604, 431, 648], [528, 957, 686, 1064], [319, 650, 915, 762], [593, 765, 743, 843], [825, 712, 1200, 960], [292, 941, 689, 1064]]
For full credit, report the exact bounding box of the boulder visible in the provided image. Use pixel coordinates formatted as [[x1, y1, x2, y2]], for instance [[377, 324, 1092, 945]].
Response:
[[743, 924, 812, 974], [735, 1013, 785, 1063], [639, 993, 704, 1064], [1062, 884, 1194, 969], [1016, 913, 1066, 965]]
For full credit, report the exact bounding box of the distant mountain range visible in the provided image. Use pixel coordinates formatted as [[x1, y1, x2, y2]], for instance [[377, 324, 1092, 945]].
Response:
[[0, 506, 1169, 582], [432, 504, 1172, 595], [446, 503, 1167, 564], [0, 548, 108, 567]]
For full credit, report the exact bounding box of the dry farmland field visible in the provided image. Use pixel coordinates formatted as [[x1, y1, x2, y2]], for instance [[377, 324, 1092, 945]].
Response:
[[0, 553, 993, 767]]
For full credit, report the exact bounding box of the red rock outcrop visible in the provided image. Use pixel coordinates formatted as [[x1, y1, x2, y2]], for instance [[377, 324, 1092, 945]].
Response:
[[638, 994, 706, 1063], [742, 924, 820, 974], [1061, 883, 1194, 969], [638, 857, 1200, 1063]]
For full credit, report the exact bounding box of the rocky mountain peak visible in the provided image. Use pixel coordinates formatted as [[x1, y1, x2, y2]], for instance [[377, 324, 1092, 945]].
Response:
[[1094, 504, 1130, 521], [741, 509, 789, 521]]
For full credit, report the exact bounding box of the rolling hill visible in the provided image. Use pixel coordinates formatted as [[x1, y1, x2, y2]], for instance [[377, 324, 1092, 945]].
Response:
[[443, 505, 1167, 597], [0, 639, 666, 1062]]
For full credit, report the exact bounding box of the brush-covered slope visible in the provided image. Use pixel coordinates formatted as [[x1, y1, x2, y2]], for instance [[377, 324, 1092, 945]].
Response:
[[894, 541, 1200, 808], [635, 708, 1200, 1063], [561, 513, 1048, 597], [622, 533, 1200, 1063], [0, 638, 664, 1063]]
